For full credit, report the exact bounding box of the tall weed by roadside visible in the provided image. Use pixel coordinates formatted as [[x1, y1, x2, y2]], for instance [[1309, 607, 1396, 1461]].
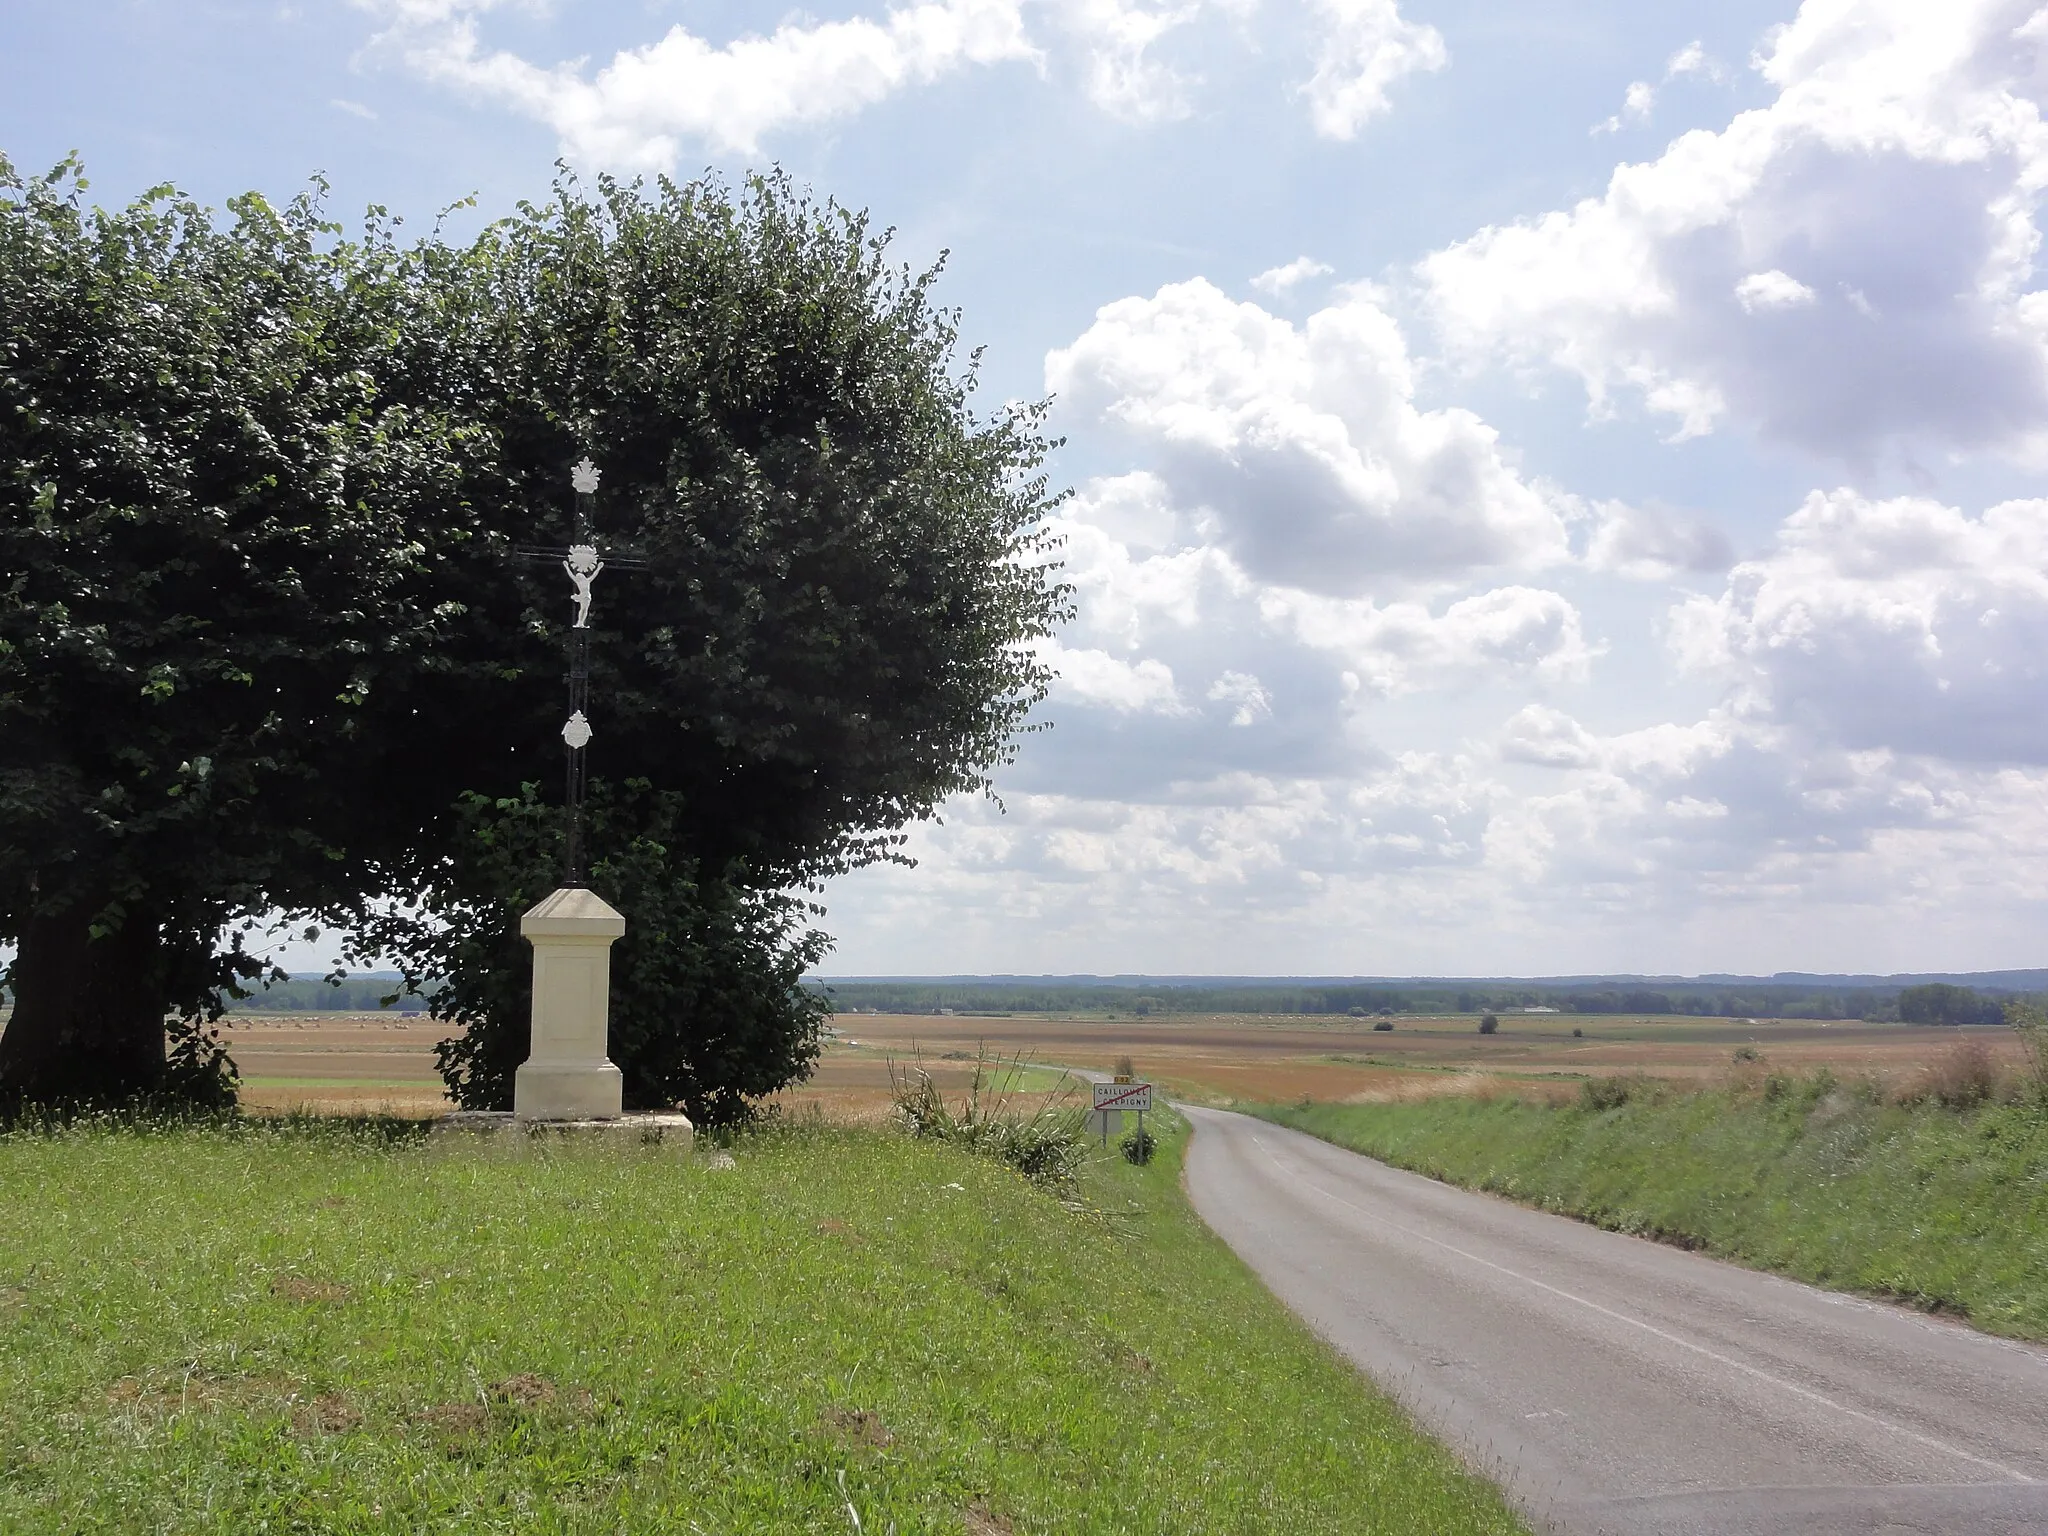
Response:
[[2009, 1000, 2048, 1101], [1897, 1036, 2002, 1109], [888, 1054, 1088, 1191]]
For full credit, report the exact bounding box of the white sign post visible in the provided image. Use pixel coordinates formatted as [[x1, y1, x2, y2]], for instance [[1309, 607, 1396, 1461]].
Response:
[[1093, 1080, 1154, 1148]]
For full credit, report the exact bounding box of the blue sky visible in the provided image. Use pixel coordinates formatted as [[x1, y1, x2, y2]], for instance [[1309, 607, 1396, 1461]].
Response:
[[10, 0, 2048, 977]]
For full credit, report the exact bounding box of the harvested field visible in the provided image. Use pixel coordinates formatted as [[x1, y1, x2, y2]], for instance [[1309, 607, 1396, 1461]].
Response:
[[807, 1010, 2031, 1112], [196, 1006, 2032, 1118], [217, 1016, 453, 1116]]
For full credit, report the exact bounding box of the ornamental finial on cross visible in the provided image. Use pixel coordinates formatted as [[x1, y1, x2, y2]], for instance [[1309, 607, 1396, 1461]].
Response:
[[571, 457, 601, 495]]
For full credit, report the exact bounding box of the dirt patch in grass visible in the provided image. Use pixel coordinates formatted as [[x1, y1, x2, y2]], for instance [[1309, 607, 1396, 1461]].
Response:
[[821, 1406, 895, 1448], [490, 1373, 555, 1408], [293, 1393, 362, 1435], [102, 1371, 302, 1417], [414, 1402, 489, 1440], [270, 1275, 353, 1304]]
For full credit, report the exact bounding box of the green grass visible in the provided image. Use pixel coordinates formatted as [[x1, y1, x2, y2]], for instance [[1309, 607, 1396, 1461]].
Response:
[[1254, 1080, 2048, 1340], [0, 1110, 1524, 1534]]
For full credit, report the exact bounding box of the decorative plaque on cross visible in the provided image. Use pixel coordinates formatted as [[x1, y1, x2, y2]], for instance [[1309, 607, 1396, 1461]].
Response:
[[513, 456, 646, 888]]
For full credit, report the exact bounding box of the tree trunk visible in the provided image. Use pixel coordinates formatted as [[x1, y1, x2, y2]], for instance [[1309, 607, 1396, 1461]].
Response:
[[0, 901, 169, 1104]]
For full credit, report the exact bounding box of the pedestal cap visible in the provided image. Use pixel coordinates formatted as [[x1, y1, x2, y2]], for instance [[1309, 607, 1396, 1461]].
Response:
[[520, 886, 626, 940]]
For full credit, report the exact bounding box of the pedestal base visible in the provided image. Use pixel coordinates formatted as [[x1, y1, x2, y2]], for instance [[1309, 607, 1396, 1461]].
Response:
[[432, 1110, 695, 1153], [513, 1060, 624, 1120]]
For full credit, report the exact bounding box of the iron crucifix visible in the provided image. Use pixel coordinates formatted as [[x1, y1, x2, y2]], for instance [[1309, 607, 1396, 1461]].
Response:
[[514, 456, 647, 887]]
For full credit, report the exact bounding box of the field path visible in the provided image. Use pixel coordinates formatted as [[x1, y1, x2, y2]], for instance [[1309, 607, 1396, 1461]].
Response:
[[1179, 1105, 2048, 1536]]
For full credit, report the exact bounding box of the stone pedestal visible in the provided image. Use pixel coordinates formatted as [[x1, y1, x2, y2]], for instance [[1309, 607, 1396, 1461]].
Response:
[[513, 886, 626, 1120]]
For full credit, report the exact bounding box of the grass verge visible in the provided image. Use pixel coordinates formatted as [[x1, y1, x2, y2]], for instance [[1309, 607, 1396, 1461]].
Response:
[[1253, 1077, 2048, 1340], [0, 1109, 1524, 1534]]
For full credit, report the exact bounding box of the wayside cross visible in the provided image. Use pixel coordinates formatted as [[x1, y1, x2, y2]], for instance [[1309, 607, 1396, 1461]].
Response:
[[513, 457, 648, 886]]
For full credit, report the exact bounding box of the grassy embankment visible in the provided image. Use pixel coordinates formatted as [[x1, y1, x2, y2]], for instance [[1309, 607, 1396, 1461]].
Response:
[[0, 1109, 1525, 1534], [1256, 1072, 2048, 1341]]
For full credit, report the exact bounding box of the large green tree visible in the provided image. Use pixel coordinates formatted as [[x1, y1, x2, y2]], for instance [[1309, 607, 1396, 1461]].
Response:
[[0, 157, 472, 1104], [1, 160, 1066, 1111]]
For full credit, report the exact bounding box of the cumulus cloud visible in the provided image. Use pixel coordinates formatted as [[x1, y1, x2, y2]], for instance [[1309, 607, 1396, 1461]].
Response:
[[1252, 256, 1335, 297], [1672, 487, 2048, 763], [1593, 79, 1656, 135], [1208, 669, 1274, 725], [357, 0, 1236, 158], [1583, 500, 1733, 580], [1051, 492, 1233, 647], [1479, 479, 2048, 913], [828, 753, 1499, 947], [1593, 42, 1725, 134], [1057, 0, 1203, 121], [1734, 269, 1817, 312], [1265, 584, 1595, 697], [1300, 0, 1448, 140], [1498, 703, 1600, 767], [1046, 278, 1572, 593], [1039, 641, 1189, 714], [360, 0, 1038, 162], [1423, 0, 2048, 459], [1665, 40, 1714, 79]]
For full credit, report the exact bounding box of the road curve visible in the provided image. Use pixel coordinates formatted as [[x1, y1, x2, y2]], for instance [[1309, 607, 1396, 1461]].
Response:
[[1179, 1105, 2048, 1536]]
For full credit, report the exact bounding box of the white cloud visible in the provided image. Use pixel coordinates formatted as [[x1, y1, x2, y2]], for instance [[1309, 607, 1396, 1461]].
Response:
[[1208, 669, 1274, 725], [1300, 0, 1448, 140], [1589, 78, 1654, 135], [1046, 278, 1572, 593], [1423, 0, 2048, 458], [1672, 487, 2048, 764], [361, 0, 1037, 162], [1266, 584, 1596, 698], [1592, 79, 1655, 135], [1039, 641, 1189, 714], [1066, 471, 1185, 554], [1734, 269, 1817, 312], [1056, 0, 1202, 121], [358, 0, 1233, 158], [1666, 40, 1711, 78], [1583, 499, 1733, 580], [1252, 256, 1335, 297], [1050, 494, 1233, 648], [1596, 40, 1725, 131], [1498, 703, 1600, 767], [331, 97, 379, 120]]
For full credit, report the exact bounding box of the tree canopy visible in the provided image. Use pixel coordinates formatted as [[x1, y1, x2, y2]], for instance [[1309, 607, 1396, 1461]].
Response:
[[1896, 983, 2005, 1028], [0, 156, 1067, 1111]]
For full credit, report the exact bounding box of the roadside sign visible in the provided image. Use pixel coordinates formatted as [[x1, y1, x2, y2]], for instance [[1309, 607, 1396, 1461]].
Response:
[[1093, 1081, 1153, 1112]]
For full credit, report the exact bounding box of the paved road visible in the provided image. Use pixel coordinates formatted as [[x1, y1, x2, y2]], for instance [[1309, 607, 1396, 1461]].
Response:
[[1180, 1105, 2048, 1536]]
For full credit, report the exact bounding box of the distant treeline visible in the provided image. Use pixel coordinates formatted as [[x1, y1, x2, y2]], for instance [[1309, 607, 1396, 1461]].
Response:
[[168, 972, 2039, 1025], [819, 978, 2037, 1024], [219, 976, 434, 1013]]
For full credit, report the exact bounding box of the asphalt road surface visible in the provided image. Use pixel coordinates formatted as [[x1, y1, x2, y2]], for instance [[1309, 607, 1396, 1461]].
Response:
[[1180, 1105, 2048, 1536]]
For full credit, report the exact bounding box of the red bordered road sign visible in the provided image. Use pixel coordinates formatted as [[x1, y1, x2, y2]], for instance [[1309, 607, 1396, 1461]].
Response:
[[1092, 1081, 1154, 1112]]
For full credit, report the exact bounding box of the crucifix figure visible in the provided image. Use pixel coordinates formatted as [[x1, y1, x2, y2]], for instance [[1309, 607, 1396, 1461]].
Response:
[[514, 455, 646, 887]]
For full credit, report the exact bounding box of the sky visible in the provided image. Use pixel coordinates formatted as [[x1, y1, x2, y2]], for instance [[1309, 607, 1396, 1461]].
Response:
[[8, 0, 2048, 978]]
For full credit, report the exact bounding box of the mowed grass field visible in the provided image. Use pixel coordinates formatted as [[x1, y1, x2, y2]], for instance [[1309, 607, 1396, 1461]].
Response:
[[206, 1007, 2028, 1121], [0, 1109, 1527, 1535]]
